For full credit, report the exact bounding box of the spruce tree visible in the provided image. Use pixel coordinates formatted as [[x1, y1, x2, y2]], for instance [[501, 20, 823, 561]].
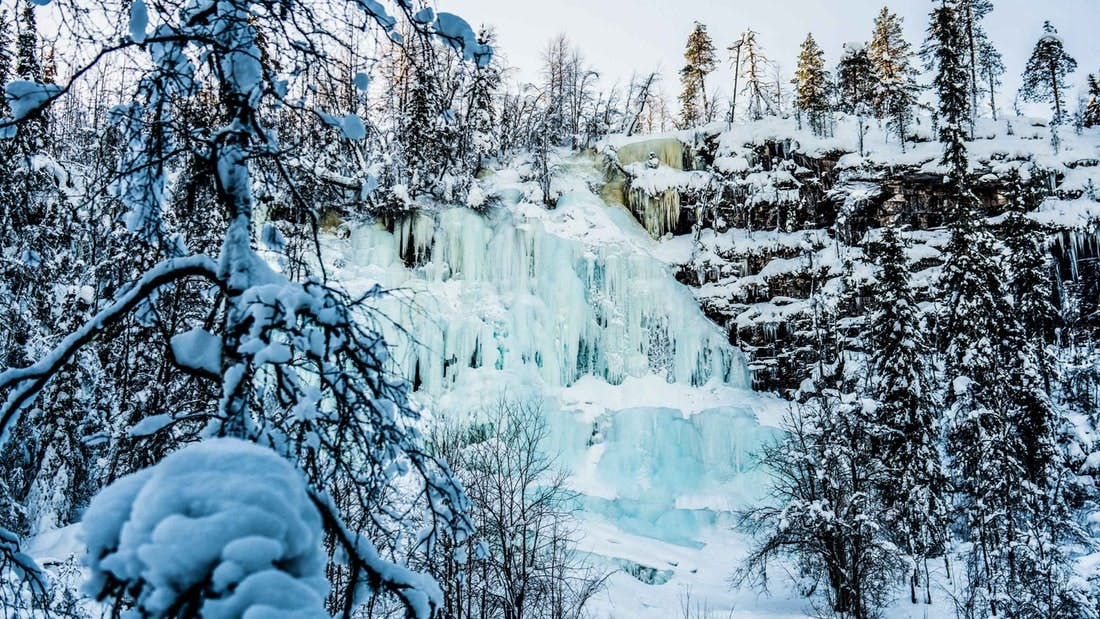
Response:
[[998, 165, 1092, 617], [678, 22, 716, 128], [931, 4, 1019, 615], [976, 38, 1005, 121], [1020, 21, 1078, 124], [1004, 167, 1060, 345], [957, 0, 994, 127], [836, 42, 874, 115], [865, 226, 949, 606], [14, 1, 39, 82], [869, 7, 919, 148], [929, 2, 970, 191], [793, 33, 830, 136], [13, 1, 45, 149], [466, 27, 501, 174], [0, 10, 11, 118], [1084, 74, 1100, 128]]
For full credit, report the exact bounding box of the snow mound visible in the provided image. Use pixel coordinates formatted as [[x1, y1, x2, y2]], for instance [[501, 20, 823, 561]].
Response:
[[82, 438, 328, 619]]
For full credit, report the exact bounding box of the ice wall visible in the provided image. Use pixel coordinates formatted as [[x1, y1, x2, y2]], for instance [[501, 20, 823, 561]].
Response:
[[616, 137, 687, 170], [333, 174, 778, 559], [346, 200, 742, 394]]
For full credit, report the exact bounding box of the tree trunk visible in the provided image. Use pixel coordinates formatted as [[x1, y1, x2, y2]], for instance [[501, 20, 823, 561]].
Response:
[[964, 1, 979, 136], [1050, 61, 1063, 124]]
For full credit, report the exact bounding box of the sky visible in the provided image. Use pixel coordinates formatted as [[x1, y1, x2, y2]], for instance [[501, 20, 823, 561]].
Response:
[[438, 0, 1100, 116]]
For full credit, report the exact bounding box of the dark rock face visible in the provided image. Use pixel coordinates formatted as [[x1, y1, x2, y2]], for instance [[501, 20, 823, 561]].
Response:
[[613, 130, 1096, 395]]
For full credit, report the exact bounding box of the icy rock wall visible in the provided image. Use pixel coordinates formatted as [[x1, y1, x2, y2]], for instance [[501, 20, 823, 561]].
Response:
[[348, 206, 743, 394], [616, 137, 687, 170], [626, 186, 682, 240]]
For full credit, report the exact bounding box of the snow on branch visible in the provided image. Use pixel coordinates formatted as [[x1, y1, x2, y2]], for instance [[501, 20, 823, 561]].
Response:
[[84, 439, 330, 619], [0, 255, 221, 447]]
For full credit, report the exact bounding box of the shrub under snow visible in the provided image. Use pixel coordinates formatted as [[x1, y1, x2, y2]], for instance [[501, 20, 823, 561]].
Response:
[[81, 438, 329, 619]]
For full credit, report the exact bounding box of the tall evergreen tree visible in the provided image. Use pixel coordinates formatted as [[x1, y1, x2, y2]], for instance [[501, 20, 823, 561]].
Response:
[[976, 38, 1005, 121], [869, 7, 919, 148], [1020, 21, 1078, 124], [957, 0, 994, 128], [928, 2, 970, 190], [793, 33, 831, 136], [836, 42, 874, 114], [678, 22, 716, 128], [865, 226, 949, 606], [1004, 167, 1060, 345], [0, 10, 11, 119], [931, 4, 1020, 616], [466, 27, 501, 174], [14, 1, 39, 82], [1083, 74, 1100, 128]]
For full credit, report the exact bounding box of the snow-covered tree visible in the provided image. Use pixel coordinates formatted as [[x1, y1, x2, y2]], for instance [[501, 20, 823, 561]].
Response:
[[957, 0, 994, 126], [0, 10, 11, 119], [928, 2, 970, 190], [976, 37, 1006, 121], [738, 392, 902, 619], [466, 27, 501, 173], [733, 30, 775, 121], [0, 2, 491, 616], [836, 42, 874, 115], [1003, 167, 1060, 345], [1083, 73, 1100, 128], [1020, 21, 1078, 124], [14, 1, 38, 83], [869, 7, 919, 148], [864, 226, 949, 605], [84, 439, 331, 619], [793, 33, 831, 136], [678, 22, 717, 128], [931, 4, 1018, 615], [426, 400, 606, 619]]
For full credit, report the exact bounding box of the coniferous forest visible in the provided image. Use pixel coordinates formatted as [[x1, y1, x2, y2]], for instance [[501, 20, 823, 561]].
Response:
[[0, 1, 1099, 618]]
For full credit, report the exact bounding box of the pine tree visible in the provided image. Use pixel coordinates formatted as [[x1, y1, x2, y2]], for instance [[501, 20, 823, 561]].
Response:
[[998, 165, 1093, 617], [734, 30, 774, 121], [931, 4, 1019, 616], [14, 1, 39, 82], [0, 10, 11, 118], [929, 2, 970, 191], [865, 226, 949, 606], [466, 27, 501, 173], [13, 1, 45, 149], [1020, 21, 1078, 125], [678, 22, 716, 128], [869, 7, 919, 148], [836, 42, 874, 115], [957, 0, 994, 127], [1084, 74, 1100, 128], [976, 38, 1005, 121], [793, 33, 830, 136], [1004, 167, 1060, 345]]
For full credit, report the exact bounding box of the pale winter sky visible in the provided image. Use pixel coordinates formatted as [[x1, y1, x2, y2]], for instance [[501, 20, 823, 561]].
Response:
[[439, 0, 1100, 118]]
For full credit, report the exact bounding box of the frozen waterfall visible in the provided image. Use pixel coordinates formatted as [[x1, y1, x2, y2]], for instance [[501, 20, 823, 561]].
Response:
[[327, 160, 784, 612], [344, 203, 742, 393]]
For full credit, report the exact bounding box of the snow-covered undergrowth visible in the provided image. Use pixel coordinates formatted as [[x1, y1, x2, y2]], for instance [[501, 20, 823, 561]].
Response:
[[82, 439, 328, 619], [322, 154, 792, 617]]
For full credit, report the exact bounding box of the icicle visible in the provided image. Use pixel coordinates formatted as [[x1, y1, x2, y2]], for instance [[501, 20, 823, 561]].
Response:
[[344, 206, 745, 393]]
